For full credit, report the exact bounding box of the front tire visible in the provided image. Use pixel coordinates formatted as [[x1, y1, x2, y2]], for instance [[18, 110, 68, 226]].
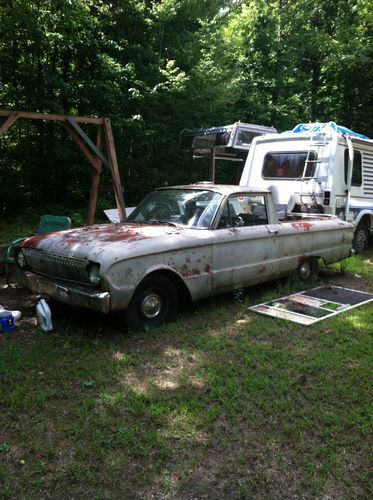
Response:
[[297, 257, 318, 282], [125, 274, 178, 331], [353, 223, 369, 254]]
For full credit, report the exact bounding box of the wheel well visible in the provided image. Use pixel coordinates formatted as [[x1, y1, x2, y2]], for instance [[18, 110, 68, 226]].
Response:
[[300, 255, 324, 270], [299, 256, 319, 265], [143, 270, 192, 306], [357, 214, 372, 231]]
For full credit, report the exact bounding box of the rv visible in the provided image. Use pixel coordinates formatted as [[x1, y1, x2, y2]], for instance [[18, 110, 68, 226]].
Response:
[[240, 122, 373, 253]]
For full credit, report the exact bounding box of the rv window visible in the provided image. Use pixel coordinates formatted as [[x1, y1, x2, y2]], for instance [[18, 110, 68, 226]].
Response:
[[262, 152, 316, 179], [344, 150, 362, 186]]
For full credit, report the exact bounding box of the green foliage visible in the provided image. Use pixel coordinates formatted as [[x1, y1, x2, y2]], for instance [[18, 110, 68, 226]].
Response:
[[0, 0, 372, 217], [222, 0, 373, 132]]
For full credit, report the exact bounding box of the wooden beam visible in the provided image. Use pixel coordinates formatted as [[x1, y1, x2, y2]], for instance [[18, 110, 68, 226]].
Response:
[[0, 112, 18, 136], [67, 117, 110, 168], [103, 118, 126, 222], [87, 128, 103, 225], [189, 148, 194, 183], [0, 109, 127, 226], [63, 123, 102, 173], [0, 109, 104, 125]]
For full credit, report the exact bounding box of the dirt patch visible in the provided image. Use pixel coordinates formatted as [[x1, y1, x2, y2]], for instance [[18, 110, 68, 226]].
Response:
[[318, 267, 372, 292], [0, 265, 371, 344], [0, 277, 41, 344]]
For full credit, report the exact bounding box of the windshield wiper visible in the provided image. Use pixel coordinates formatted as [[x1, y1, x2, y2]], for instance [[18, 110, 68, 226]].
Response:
[[142, 219, 178, 227]]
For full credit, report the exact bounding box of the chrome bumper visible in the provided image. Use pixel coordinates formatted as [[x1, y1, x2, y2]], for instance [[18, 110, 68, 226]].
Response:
[[14, 269, 111, 314]]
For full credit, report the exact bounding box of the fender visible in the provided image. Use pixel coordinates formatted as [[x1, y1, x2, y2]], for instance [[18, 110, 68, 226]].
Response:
[[354, 209, 373, 233]]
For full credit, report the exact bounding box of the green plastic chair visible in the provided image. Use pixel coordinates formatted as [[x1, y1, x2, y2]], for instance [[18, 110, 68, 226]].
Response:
[[5, 215, 71, 281]]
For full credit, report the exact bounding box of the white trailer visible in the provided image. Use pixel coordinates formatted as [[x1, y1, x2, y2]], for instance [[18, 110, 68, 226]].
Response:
[[240, 122, 373, 253]]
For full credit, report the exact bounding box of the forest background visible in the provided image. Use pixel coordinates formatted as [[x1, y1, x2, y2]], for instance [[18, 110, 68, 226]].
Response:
[[0, 0, 372, 217]]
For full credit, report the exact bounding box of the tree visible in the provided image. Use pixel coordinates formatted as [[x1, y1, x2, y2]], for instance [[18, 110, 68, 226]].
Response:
[[1, 0, 372, 214]]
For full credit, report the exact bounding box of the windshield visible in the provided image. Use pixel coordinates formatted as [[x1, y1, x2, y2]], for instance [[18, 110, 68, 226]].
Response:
[[127, 189, 222, 228]]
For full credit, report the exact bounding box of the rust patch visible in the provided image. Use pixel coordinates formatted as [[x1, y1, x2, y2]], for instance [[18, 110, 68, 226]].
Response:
[[19, 232, 62, 247], [190, 268, 201, 276], [204, 264, 211, 273], [257, 266, 266, 275], [291, 222, 313, 231], [180, 264, 202, 278], [19, 223, 164, 249]]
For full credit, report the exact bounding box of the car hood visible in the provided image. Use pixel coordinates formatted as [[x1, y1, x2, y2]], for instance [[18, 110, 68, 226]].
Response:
[[19, 223, 207, 263]]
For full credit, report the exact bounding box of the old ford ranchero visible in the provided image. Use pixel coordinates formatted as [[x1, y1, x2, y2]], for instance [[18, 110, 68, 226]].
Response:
[[14, 184, 354, 329]]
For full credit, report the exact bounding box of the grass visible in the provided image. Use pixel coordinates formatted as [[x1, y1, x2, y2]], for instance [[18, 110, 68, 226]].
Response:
[[0, 251, 372, 497]]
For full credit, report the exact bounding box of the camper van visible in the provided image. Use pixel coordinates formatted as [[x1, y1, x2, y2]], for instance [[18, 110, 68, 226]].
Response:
[[240, 122, 373, 253]]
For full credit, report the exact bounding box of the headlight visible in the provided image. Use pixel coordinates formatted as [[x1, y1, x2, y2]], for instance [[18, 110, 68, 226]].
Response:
[[17, 250, 26, 268], [88, 264, 100, 285]]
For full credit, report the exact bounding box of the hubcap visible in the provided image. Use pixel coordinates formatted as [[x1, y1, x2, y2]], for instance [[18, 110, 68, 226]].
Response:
[[141, 293, 162, 319], [299, 261, 311, 280]]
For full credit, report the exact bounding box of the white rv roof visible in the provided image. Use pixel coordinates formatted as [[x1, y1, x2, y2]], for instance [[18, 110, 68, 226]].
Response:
[[252, 125, 373, 147]]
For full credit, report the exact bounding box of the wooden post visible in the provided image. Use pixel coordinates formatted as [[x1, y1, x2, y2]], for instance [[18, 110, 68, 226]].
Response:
[[87, 127, 103, 225], [189, 149, 194, 183], [103, 118, 126, 222], [0, 112, 18, 136], [235, 163, 242, 184], [209, 147, 216, 183]]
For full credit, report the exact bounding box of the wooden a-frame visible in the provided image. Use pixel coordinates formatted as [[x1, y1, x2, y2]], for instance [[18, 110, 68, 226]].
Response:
[[0, 110, 126, 225]]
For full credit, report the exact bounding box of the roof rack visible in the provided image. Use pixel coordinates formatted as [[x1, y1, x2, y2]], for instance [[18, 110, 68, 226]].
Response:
[[180, 122, 277, 182]]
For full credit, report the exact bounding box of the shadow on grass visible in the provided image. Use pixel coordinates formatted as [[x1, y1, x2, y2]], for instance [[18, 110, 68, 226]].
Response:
[[0, 258, 372, 497]]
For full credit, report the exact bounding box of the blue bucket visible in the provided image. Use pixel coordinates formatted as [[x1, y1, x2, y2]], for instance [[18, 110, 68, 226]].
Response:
[[0, 311, 16, 333]]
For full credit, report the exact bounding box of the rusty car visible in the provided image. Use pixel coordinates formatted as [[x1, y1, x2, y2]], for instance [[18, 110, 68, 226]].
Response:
[[13, 184, 354, 329]]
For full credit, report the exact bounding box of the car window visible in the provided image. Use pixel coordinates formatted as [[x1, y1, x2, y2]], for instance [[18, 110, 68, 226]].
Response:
[[217, 194, 268, 228], [127, 189, 222, 228]]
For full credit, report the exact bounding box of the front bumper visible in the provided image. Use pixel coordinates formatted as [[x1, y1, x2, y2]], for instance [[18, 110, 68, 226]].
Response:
[[14, 268, 111, 314]]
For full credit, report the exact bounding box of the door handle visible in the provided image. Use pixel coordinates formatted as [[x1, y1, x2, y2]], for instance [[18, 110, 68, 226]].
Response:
[[267, 227, 279, 234]]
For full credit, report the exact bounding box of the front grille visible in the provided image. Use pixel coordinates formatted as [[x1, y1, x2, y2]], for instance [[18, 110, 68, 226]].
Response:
[[22, 248, 91, 284]]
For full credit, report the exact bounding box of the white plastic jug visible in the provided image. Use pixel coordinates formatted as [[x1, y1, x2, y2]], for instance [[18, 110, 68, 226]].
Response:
[[36, 299, 53, 332], [0, 305, 22, 321]]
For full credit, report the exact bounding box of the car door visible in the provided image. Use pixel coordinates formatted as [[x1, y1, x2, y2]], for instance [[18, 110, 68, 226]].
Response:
[[211, 193, 279, 293]]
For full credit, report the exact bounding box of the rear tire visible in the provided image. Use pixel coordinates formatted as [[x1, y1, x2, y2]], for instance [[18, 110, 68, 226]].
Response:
[[353, 223, 369, 254], [124, 274, 178, 331], [297, 257, 318, 282]]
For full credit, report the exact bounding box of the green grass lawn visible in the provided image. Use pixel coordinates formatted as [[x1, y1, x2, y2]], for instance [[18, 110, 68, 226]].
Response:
[[0, 253, 372, 498]]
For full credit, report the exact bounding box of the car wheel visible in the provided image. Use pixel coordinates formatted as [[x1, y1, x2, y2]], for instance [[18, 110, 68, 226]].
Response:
[[297, 257, 318, 282], [353, 223, 369, 254], [125, 274, 178, 330]]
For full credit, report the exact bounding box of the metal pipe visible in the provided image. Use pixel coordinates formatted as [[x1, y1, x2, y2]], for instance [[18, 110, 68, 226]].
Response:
[[345, 135, 354, 221]]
